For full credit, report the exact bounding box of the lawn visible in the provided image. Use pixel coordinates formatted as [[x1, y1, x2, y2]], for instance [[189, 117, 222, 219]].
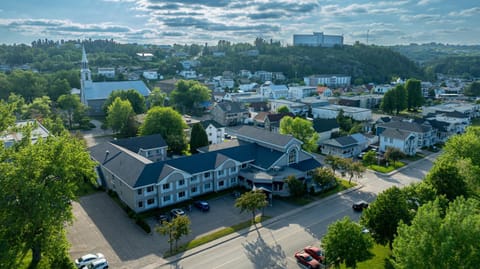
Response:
[[369, 161, 406, 173], [279, 179, 357, 206], [163, 215, 271, 257], [340, 243, 392, 269]]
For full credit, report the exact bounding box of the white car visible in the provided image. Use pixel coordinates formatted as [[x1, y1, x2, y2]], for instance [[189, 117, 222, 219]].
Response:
[[74, 253, 104, 268], [81, 258, 109, 269]]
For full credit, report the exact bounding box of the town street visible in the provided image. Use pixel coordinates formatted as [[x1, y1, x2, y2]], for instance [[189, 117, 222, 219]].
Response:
[[150, 152, 440, 269]]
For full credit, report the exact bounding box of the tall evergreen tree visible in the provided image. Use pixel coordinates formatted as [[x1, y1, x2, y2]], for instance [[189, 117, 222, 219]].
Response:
[[405, 78, 423, 111], [189, 123, 209, 153]]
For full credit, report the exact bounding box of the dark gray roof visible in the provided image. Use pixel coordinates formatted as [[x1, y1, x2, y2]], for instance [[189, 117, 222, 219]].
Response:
[[201, 120, 224, 129], [313, 118, 339, 133], [85, 80, 150, 101], [445, 111, 469, 118], [227, 125, 297, 149], [426, 119, 449, 132], [322, 135, 358, 148], [380, 128, 413, 140], [111, 134, 167, 153], [377, 121, 431, 133], [290, 158, 322, 172], [89, 142, 151, 188], [197, 139, 246, 153], [216, 102, 247, 113]]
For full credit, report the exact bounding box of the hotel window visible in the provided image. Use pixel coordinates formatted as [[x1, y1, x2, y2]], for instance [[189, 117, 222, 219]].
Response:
[[147, 198, 155, 205], [219, 180, 225, 187], [147, 186, 154, 192], [204, 172, 211, 178], [218, 170, 224, 176], [230, 167, 237, 173], [137, 189, 142, 195], [179, 179, 185, 186], [178, 191, 186, 198], [288, 149, 297, 164], [163, 195, 171, 202], [191, 176, 198, 182], [162, 183, 170, 190], [230, 177, 237, 184], [191, 186, 197, 193], [138, 201, 143, 208], [205, 183, 211, 189]]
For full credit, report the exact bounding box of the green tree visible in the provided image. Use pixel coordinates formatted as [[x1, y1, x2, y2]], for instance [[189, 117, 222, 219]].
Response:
[[384, 147, 405, 166], [401, 182, 440, 212], [312, 167, 337, 187], [279, 116, 319, 152], [323, 216, 373, 268], [103, 89, 146, 114], [325, 155, 343, 175], [25, 96, 52, 120], [148, 87, 167, 108], [235, 190, 268, 224], [361, 186, 411, 249], [336, 109, 354, 133], [189, 123, 209, 153], [48, 78, 71, 102], [362, 151, 377, 166], [380, 89, 396, 114], [170, 80, 211, 114], [393, 84, 407, 114], [57, 94, 87, 129], [393, 197, 480, 269], [276, 105, 290, 113], [155, 216, 191, 253], [106, 97, 135, 137], [285, 175, 305, 197], [405, 78, 423, 111], [0, 100, 15, 131], [0, 133, 96, 268], [344, 158, 365, 184], [139, 107, 188, 154], [464, 81, 480, 97], [425, 159, 468, 201]]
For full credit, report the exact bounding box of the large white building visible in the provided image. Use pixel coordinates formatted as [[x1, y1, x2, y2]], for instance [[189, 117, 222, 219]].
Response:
[[289, 86, 318, 99], [304, 75, 351, 88], [293, 32, 343, 47], [259, 82, 289, 99], [312, 105, 372, 121]]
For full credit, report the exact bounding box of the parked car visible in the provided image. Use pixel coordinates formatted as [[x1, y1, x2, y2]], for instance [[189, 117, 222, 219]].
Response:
[[170, 208, 185, 218], [81, 258, 108, 269], [304, 246, 325, 263], [75, 253, 104, 268], [352, 200, 369, 211], [156, 214, 169, 224], [294, 251, 320, 269], [194, 200, 210, 211]]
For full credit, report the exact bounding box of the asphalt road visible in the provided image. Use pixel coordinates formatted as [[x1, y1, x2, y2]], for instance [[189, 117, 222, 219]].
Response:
[[155, 152, 440, 269]]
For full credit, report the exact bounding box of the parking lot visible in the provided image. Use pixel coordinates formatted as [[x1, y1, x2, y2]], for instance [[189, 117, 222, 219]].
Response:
[[68, 191, 295, 268]]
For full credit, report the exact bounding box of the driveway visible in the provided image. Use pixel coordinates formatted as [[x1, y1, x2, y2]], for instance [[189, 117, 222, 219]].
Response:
[[68, 192, 296, 268]]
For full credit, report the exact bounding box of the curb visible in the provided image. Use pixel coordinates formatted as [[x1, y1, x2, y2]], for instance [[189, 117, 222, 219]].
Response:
[[161, 184, 363, 266]]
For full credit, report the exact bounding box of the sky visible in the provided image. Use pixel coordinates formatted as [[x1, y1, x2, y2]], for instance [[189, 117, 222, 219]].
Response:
[[0, 0, 479, 46]]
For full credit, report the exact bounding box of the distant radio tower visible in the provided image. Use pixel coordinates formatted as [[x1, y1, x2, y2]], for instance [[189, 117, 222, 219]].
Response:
[[366, 29, 369, 44]]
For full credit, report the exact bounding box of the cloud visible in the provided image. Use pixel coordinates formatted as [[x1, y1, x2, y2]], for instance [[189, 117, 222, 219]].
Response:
[[399, 13, 440, 22], [247, 11, 286, 20], [161, 17, 280, 32], [449, 7, 480, 17]]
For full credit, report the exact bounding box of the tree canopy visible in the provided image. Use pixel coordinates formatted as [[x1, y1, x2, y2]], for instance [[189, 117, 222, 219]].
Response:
[[138, 107, 188, 154], [103, 89, 146, 115], [393, 197, 480, 269], [323, 216, 373, 268], [106, 97, 136, 137], [381, 85, 407, 115], [170, 80, 211, 115], [405, 78, 423, 110], [189, 123, 209, 153], [235, 190, 268, 224], [279, 116, 319, 152]]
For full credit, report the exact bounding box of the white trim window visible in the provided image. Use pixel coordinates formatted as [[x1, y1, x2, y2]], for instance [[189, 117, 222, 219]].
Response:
[[162, 195, 172, 205], [218, 169, 225, 177], [162, 183, 171, 192], [178, 179, 186, 188], [146, 185, 155, 193], [178, 191, 187, 200], [204, 182, 212, 191], [230, 167, 237, 174], [191, 186, 198, 195], [204, 172, 211, 179], [190, 175, 198, 183], [288, 148, 297, 164]]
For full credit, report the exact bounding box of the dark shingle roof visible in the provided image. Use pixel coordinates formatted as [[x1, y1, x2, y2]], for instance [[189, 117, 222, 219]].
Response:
[[445, 111, 469, 118], [290, 158, 322, 172], [111, 134, 167, 153], [266, 112, 294, 122], [89, 142, 151, 188], [227, 125, 296, 148], [380, 128, 413, 140], [216, 102, 247, 113], [378, 121, 431, 133], [313, 118, 339, 133], [322, 135, 358, 148], [201, 120, 224, 129], [426, 119, 449, 132]]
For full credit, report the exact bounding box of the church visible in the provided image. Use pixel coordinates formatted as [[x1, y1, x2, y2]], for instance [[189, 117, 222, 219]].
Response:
[[80, 47, 151, 116]]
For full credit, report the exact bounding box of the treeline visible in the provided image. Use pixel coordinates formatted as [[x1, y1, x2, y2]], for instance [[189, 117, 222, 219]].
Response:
[[424, 56, 480, 79], [1, 38, 425, 85]]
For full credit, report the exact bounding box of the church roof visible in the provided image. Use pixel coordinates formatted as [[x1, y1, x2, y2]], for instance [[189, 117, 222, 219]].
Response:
[[85, 80, 151, 101]]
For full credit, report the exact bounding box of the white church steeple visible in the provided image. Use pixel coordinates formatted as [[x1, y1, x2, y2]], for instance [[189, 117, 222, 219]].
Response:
[[80, 45, 92, 105]]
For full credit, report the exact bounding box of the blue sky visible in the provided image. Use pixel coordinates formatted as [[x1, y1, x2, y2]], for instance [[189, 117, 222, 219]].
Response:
[[1, 0, 479, 46]]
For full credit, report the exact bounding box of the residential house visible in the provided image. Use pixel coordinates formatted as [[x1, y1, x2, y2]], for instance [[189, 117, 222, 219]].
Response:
[[422, 102, 480, 119], [201, 120, 225, 145], [1, 120, 50, 148], [179, 70, 197, 79], [264, 112, 295, 133], [373, 84, 393, 94], [111, 134, 168, 162], [423, 112, 469, 143], [143, 71, 159, 80], [253, 112, 270, 128], [90, 126, 321, 213], [312, 118, 340, 142], [319, 133, 368, 158], [376, 120, 435, 149], [379, 129, 417, 156], [97, 67, 115, 78], [289, 86, 318, 99], [312, 105, 372, 122], [259, 82, 289, 99], [270, 99, 308, 116], [211, 102, 249, 126], [254, 71, 272, 82]]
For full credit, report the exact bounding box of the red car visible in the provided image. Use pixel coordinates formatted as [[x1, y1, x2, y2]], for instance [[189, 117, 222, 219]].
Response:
[[294, 251, 320, 269], [304, 246, 325, 263]]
